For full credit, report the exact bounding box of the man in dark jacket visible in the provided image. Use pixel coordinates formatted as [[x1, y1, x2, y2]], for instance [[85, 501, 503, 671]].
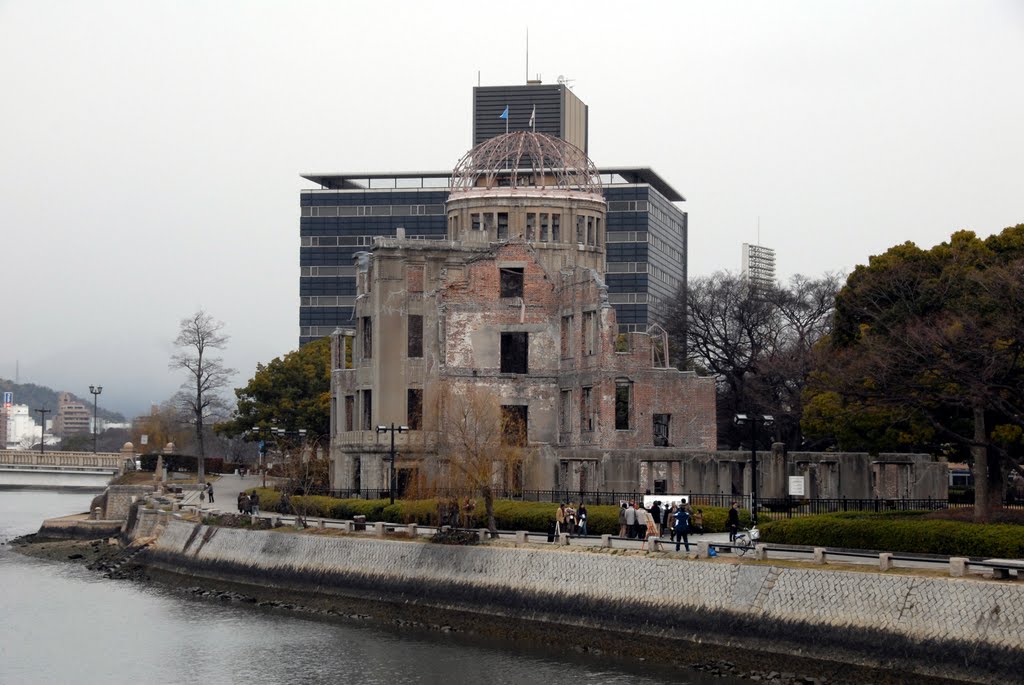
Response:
[[727, 501, 740, 542]]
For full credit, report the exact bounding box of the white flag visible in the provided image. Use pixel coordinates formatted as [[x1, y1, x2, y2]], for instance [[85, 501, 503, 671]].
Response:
[[529, 105, 536, 130]]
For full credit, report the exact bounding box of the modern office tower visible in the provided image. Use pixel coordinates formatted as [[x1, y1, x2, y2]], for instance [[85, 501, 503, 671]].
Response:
[[300, 81, 687, 345], [741, 242, 777, 291]]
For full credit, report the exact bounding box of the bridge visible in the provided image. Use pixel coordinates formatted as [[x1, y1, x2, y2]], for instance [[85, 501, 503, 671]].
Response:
[[0, 448, 130, 490]]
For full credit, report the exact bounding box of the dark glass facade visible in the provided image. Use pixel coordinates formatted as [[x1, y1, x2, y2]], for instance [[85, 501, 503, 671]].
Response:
[[298, 178, 686, 345]]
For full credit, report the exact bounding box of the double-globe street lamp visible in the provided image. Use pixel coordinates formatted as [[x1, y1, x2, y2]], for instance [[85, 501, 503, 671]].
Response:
[[376, 423, 408, 505], [734, 413, 774, 526], [88, 385, 102, 454]]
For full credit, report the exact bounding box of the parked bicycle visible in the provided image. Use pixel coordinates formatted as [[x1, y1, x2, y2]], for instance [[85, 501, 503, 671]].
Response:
[[733, 526, 760, 556]]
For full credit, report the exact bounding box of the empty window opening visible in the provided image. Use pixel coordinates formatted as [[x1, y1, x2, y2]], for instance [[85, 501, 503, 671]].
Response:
[[500, 332, 529, 373], [587, 216, 596, 246], [582, 311, 597, 356], [560, 315, 574, 358], [560, 390, 572, 433], [497, 212, 509, 239], [501, 405, 528, 447], [345, 395, 355, 432], [581, 386, 594, 432], [576, 215, 585, 244], [500, 267, 524, 298], [407, 389, 423, 430], [471, 213, 482, 230], [361, 316, 372, 359], [654, 414, 671, 447], [551, 214, 560, 241], [482, 212, 495, 233], [408, 314, 423, 358], [615, 381, 632, 430], [361, 389, 373, 431], [526, 213, 536, 241]]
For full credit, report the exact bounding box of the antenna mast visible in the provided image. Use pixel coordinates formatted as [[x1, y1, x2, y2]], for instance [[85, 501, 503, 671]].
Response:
[[525, 28, 529, 83]]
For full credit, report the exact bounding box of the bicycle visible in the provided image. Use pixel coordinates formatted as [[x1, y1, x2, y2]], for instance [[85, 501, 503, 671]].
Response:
[[733, 526, 760, 556]]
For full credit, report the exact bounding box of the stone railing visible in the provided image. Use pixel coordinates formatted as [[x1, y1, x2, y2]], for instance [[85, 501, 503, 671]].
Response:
[[0, 449, 124, 470]]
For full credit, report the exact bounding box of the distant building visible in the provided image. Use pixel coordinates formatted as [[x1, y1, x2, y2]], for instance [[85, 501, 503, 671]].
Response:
[[1, 403, 41, 450], [52, 392, 90, 437], [741, 242, 776, 291]]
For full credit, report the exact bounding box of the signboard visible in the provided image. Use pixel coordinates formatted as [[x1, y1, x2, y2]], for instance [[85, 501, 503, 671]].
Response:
[[788, 475, 806, 497], [2, 391, 11, 409], [140, 434, 149, 445]]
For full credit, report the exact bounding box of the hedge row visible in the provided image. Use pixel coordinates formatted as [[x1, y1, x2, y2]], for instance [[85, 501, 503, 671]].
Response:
[[139, 453, 226, 474], [760, 512, 1024, 558], [248, 489, 745, 535]]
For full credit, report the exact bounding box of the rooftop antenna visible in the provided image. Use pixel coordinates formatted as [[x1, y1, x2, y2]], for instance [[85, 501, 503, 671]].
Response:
[[525, 28, 529, 83], [757, 216, 761, 245], [557, 74, 575, 90], [477, 70, 481, 87]]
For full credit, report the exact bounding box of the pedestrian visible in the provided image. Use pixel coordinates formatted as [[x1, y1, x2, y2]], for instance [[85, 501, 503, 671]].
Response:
[[661, 502, 672, 532], [240, 493, 252, 515], [281, 492, 292, 515], [650, 501, 662, 537], [555, 503, 566, 539], [693, 508, 705, 535], [577, 502, 588, 536], [250, 490, 260, 515], [618, 502, 628, 537], [565, 503, 577, 535], [635, 503, 649, 540], [672, 505, 691, 552], [727, 501, 740, 542], [624, 501, 637, 538], [206, 482, 214, 504], [237, 491, 245, 514]]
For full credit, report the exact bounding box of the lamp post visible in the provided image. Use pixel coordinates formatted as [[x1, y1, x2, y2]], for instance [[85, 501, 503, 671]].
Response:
[[88, 385, 102, 453], [734, 413, 774, 526], [376, 423, 408, 505], [35, 408, 50, 455]]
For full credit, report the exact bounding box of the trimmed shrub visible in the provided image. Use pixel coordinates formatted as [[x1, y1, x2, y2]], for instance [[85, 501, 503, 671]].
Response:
[[760, 512, 1024, 558]]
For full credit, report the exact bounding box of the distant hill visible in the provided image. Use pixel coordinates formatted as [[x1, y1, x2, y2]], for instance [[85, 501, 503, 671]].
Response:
[[0, 379, 126, 422]]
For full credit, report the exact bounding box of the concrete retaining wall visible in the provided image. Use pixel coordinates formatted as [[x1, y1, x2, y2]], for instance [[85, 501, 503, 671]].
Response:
[[145, 520, 1024, 683], [37, 516, 123, 540]]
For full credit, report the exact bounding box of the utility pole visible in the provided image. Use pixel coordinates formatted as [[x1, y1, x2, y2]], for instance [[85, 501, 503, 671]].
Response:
[[89, 385, 102, 453], [376, 423, 408, 505], [35, 408, 51, 455]]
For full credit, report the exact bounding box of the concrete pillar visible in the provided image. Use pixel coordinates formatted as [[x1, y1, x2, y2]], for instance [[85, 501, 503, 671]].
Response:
[[407, 523, 418, 537], [375, 522, 386, 538], [515, 530, 528, 544], [251, 515, 258, 525], [318, 519, 326, 529], [601, 534, 612, 548], [342, 521, 354, 533], [813, 547, 827, 564], [949, 557, 969, 577], [697, 540, 711, 558], [754, 544, 768, 561], [879, 553, 894, 571], [477, 529, 489, 542], [560, 532, 570, 546], [92, 507, 101, 520]]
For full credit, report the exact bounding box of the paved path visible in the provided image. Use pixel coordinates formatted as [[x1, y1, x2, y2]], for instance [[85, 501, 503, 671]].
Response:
[[181, 473, 265, 511]]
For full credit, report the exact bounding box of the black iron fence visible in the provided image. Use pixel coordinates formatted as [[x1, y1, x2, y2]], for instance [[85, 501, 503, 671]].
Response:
[[318, 488, 1024, 515]]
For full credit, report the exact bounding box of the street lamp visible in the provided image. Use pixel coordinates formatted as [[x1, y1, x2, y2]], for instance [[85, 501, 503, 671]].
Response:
[[734, 413, 774, 525], [35, 408, 51, 456], [376, 423, 408, 505], [88, 385, 102, 454]]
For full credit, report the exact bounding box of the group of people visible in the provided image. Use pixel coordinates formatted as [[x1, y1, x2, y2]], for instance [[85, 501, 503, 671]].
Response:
[[616, 500, 705, 552], [236, 490, 261, 515], [554, 502, 589, 537]]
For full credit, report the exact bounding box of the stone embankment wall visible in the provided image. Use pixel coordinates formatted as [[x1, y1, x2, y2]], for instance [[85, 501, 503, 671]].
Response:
[[144, 520, 1023, 684]]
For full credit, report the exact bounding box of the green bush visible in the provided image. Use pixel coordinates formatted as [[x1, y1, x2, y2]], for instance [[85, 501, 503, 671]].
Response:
[[759, 512, 1024, 558]]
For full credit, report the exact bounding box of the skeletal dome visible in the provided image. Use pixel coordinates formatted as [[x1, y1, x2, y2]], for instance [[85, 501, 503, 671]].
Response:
[[451, 131, 602, 196]]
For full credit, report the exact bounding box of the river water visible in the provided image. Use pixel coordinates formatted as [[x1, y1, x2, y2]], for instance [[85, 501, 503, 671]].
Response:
[[0, 491, 740, 685]]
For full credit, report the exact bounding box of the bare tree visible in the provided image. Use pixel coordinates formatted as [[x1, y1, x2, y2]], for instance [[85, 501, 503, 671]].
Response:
[[169, 310, 235, 483], [431, 382, 528, 534]]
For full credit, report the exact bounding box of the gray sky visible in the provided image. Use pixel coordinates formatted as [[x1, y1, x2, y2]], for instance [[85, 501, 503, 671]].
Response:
[[2, 1, 1022, 418]]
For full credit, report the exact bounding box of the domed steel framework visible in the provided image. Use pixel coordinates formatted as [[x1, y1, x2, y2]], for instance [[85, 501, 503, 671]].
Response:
[[451, 131, 602, 195]]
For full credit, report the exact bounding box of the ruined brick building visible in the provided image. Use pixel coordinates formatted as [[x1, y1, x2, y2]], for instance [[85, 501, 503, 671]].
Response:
[[328, 132, 717, 493]]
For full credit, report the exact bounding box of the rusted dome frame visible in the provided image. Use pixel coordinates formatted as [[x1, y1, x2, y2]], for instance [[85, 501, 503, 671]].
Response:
[[451, 131, 602, 195]]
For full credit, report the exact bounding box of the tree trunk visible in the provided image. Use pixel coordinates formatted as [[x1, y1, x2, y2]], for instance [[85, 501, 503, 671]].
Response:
[[484, 486, 496, 535], [972, 405, 990, 524]]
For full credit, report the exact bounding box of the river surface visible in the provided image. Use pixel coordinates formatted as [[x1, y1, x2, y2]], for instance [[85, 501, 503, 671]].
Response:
[[0, 491, 740, 685]]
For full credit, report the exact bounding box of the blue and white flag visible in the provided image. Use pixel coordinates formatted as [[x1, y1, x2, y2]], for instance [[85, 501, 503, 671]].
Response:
[[499, 105, 509, 120], [529, 105, 535, 130]]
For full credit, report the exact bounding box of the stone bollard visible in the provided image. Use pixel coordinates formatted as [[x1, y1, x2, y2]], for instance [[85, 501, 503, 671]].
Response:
[[441, 525, 451, 533], [813, 547, 827, 564], [342, 520, 354, 533], [92, 507, 102, 521], [697, 541, 711, 558], [477, 528, 489, 542], [879, 553, 894, 571], [560, 533, 571, 546], [407, 523, 418, 537], [601, 534, 612, 548], [515, 530, 528, 545], [753, 544, 768, 561], [171, 502, 179, 512], [251, 514, 258, 525], [318, 519, 326, 529], [949, 557, 969, 577], [374, 522, 386, 538], [270, 516, 281, 527]]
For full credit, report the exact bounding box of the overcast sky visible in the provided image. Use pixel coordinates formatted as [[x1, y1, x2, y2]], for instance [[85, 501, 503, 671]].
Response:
[[1, 1, 1022, 418]]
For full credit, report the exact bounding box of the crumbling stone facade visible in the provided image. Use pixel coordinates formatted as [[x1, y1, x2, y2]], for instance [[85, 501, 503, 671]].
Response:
[[328, 132, 717, 493]]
